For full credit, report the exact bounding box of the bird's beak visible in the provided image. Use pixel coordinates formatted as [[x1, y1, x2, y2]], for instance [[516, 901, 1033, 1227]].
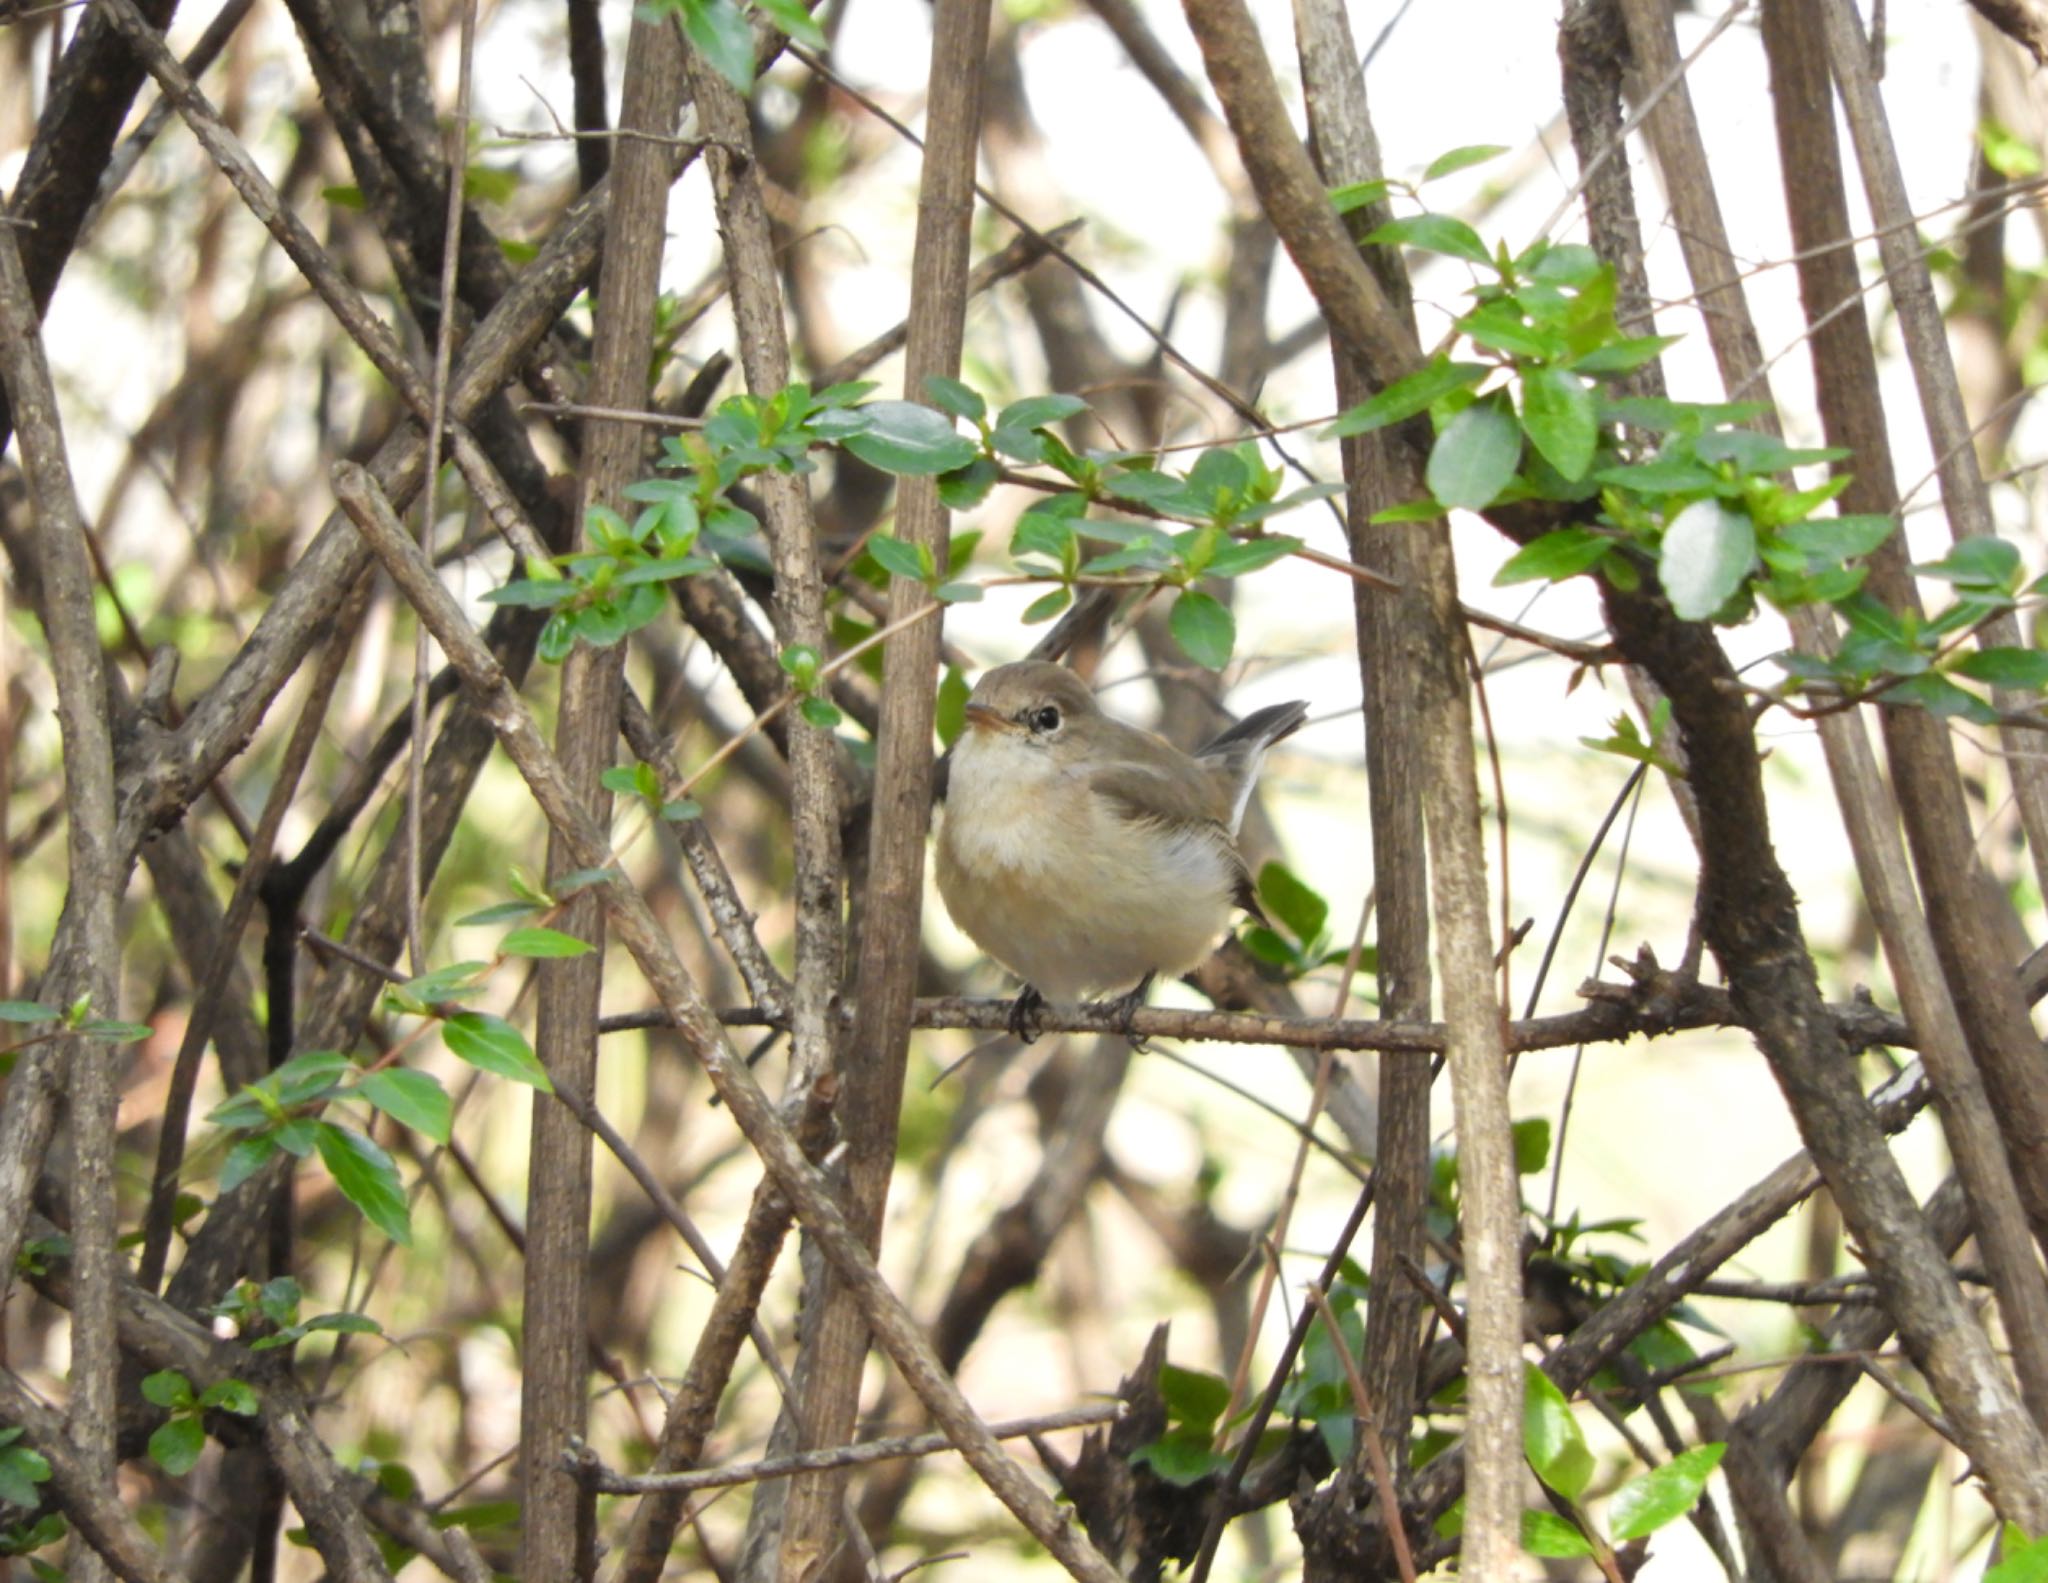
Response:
[[962, 703, 1012, 735]]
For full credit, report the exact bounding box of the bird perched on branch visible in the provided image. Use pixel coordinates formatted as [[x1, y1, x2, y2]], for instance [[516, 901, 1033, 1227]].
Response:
[[936, 659, 1307, 1042]]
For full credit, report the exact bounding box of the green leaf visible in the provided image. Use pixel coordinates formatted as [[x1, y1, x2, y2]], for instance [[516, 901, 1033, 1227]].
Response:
[[1512, 1117, 1552, 1174], [358, 1069, 453, 1145], [1369, 498, 1443, 524], [0, 1001, 55, 1024], [141, 1370, 195, 1411], [799, 695, 844, 730], [677, 0, 754, 92], [480, 578, 576, 608], [443, 1012, 553, 1091], [1591, 455, 1720, 494], [1329, 177, 1394, 214], [1426, 396, 1521, 511], [1365, 212, 1491, 266], [1659, 499, 1757, 621], [315, 1123, 411, 1246], [1462, 300, 1562, 361], [842, 401, 979, 476], [935, 666, 971, 749], [396, 961, 491, 1008], [1609, 1443, 1727, 1539], [1129, 1426, 1230, 1486], [1422, 143, 1508, 181], [1257, 862, 1328, 945], [995, 394, 1088, 431], [456, 900, 543, 927], [1493, 527, 1613, 586], [77, 1019, 152, 1043], [1158, 1364, 1232, 1430], [933, 581, 983, 604], [1322, 359, 1489, 439], [0, 1441, 50, 1508], [937, 457, 1000, 511], [197, 1378, 260, 1416], [1953, 646, 2048, 689], [1693, 429, 1847, 475], [1886, 672, 2001, 724], [1206, 535, 1301, 578], [1987, 1524, 2048, 1582], [1571, 334, 1681, 375], [661, 799, 703, 822], [922, 375, 985, 423], [1520, 367, 1598, 481], [1520, 1509, 1595, 1559], [220, 1134, 279, 1192], [867, 533, 934, 584], [149, 1416, 207, 1477], [500, 927, 595, 959], [752, 0, 825, 43], [1169, 590, 1235, 670], [1524, 1364, 1594, 1500], [1918, 534, 2022, 591], [1777, 513, 1895, 561], [1021, 587, 1072, 624]]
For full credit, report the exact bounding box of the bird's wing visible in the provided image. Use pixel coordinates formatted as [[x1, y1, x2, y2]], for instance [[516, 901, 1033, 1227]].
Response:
[[1088, 762, 1265, 918]]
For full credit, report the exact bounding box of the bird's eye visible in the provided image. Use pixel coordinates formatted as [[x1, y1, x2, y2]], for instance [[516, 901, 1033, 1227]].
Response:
[[1028, 704, 1061, 734]]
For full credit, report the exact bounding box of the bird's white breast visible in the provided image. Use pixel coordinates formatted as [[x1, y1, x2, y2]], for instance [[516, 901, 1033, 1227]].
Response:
[[936, 735, 1237, 998]]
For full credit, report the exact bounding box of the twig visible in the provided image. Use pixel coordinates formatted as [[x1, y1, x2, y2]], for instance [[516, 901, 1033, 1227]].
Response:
[[579, 1404, 1123, 1495]]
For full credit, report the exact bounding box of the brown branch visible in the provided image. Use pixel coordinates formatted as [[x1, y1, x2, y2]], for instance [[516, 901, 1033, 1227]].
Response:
[[0, 215, 124, 1562], [521, 11, 686, 1577], [589, 1405, 1121, 1496]]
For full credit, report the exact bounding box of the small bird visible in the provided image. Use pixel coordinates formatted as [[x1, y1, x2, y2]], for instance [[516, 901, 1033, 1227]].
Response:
[[936, 659, 1308, 1042]]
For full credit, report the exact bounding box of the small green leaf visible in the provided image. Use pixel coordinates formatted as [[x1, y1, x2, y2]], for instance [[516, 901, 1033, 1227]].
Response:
[[935, 665, 971, 749], [1512, 1117, 1552, 1174], [141, 1370, 195, 1411], [1917, 534, 2022, 591], [937, 458, 1000, 511], [933, 581, 983, 604], [1524, 1364, 1594, 1500], [1426, 396, 1521, 511], [1520, 367, 1598, 481], [358, 1069, 453, 1145], [751, 0, 827, 46], [315, 1123, 411, 1246], [456, 900, 544, 927], [1660, 499, 1757, 621], [1520, 1509, 1595, 1559], [500, 927, 595, 959], [799, 695, 844, 730], [1777, 513, 1895, 561], [1609, 1443, 1728, 1540], [1422, 143, 1508, 182], [1257, 862, 1328, 945], [1986, 1523, 2048, 1582], [1169, 590, 1235, 670], [1494, 527, 1613, 587], [1369, 498, 1444, 524], [995, 394, 1088, 431], [922, 375, 985, 423], [1158, 1364, 1232, 1430], [443, 1013, 553, 1091], [149, 1416, 207, 1477], [1129, 1426, 1230, 1486], [0, 1440, 50, 1508], [1021, 587, 1072, 624], [867, 533, 933, 584], [842, 401, 979, 476], [676, 0, 754, 92], [1365, 212, 1491, 266], [1329, 177, 1394, 214], [197, 1378, 260, 1417], [661, 799, 703, 822], [1572, 334, 1681, 375], [1206, 535, 1300, 578], [220, 1134, 279, 1192], [1322, 358, 1488, 440], [0, 1001, 55, 1024], [1953, 646, 2048, 689]]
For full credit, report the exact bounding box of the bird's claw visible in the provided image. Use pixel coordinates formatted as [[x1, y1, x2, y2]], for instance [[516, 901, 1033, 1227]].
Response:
[[1006, 984, 1047, 1044], [1102, 973, 1155, 1051]]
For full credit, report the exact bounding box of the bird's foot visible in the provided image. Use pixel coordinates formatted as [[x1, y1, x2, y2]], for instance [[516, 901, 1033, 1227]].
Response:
[[1100, 973, 1156, 1051], [1006, 984, 1048, 1044]]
